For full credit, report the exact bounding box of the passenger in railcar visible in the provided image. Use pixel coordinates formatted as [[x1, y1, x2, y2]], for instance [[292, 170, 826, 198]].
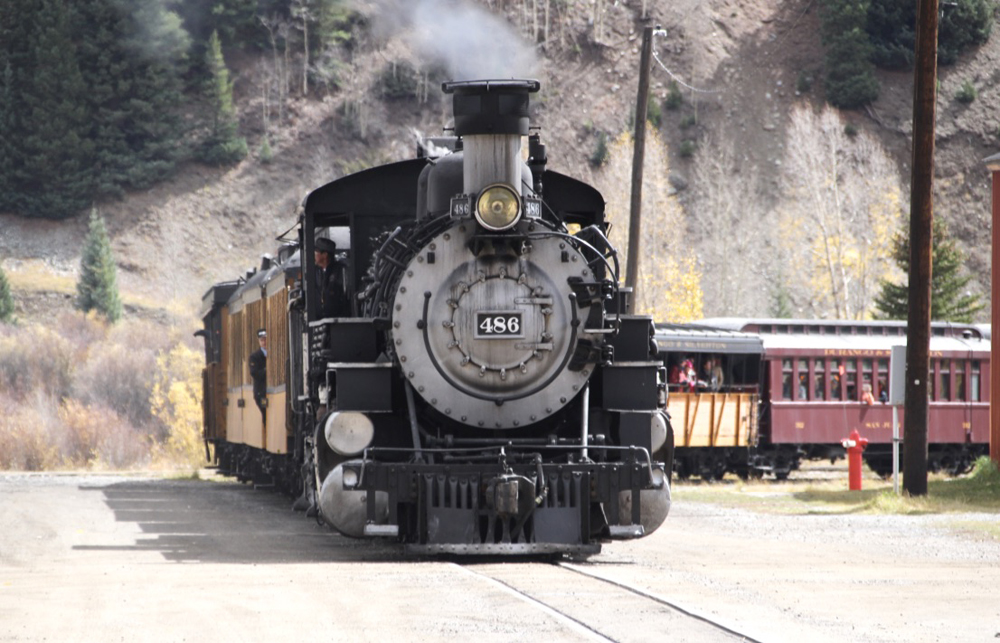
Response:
[[878, 381, 888, 404], [861, 383, 876, 405], [703, 357, 724, 391], [249, 329, 268, 422]]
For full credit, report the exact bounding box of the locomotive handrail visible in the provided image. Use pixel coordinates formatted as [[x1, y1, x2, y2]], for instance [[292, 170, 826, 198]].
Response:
[[526, 228, 620, 289]]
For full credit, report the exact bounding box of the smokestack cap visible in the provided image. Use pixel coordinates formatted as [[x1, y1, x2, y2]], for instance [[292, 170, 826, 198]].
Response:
[[442, 79, 540, 137]]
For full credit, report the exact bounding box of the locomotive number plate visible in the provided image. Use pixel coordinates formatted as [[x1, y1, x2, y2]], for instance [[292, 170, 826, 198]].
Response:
[[474, 311, 524, 339]]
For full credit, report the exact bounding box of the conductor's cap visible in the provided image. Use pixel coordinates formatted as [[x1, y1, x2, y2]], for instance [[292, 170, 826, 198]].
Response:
[[315, 237, 337, 254], [257, 329, 267, 338]]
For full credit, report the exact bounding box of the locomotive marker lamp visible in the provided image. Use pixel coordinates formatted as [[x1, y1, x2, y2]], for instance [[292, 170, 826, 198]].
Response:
[[475, 183, 521, 231]]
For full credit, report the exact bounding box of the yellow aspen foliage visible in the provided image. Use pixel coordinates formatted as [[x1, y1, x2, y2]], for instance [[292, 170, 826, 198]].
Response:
[[596, 127, 703, 322], [151, 343, 204, 467], [781, 105, 903, 319]]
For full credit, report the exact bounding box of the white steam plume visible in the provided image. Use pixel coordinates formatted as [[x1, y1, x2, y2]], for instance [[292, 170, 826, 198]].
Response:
[[355, 0, 537, 81]]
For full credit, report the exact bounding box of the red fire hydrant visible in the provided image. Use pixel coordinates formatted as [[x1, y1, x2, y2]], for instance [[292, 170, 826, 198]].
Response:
[[841, 429, 869, 491]]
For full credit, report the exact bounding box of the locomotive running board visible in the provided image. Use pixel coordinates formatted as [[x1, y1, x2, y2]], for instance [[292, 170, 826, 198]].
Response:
[[405, 543, 602, 556]]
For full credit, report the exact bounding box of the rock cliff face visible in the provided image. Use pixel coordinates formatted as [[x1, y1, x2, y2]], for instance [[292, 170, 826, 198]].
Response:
[[1, 0, 996, 322]]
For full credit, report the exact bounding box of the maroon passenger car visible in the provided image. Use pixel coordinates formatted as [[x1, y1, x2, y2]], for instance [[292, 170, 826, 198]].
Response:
[[702, 319, 990, 478]]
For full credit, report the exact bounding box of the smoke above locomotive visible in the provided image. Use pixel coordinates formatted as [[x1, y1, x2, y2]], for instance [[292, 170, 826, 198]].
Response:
[[200, 79, 672, 556]]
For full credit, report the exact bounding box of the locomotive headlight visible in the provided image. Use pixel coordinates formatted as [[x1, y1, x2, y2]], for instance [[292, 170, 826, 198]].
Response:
[[324, 411, 374, 456], [475, 184, 521, 231]]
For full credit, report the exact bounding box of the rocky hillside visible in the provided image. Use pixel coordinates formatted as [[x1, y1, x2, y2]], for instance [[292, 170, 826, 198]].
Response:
[[1, 0, 998, 325]]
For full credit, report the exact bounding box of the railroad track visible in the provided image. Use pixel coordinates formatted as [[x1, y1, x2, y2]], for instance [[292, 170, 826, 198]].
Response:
[[456, 558, 760, 642]]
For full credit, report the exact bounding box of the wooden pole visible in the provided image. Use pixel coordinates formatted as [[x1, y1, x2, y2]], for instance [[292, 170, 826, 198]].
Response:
[[987, 151, 1000, 467], [903, 0, 939, 496], [625, 25, 653, 313]]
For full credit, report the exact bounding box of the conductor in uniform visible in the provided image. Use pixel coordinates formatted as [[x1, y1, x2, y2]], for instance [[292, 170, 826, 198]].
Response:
[[249, 328, 267, 423], [314, 237, 348, 318]]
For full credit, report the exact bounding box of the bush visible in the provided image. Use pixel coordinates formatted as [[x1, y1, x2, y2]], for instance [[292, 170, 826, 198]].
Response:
[[646, 95, 662, 129], [377, 62, 419, 100], [680, 114, 697, 130], [796, 71, 814, 94], [151, 344, 206, 468], [0, 326, 72, 399], [0, 263, 13, 323], [664, 82, 682, 110], [955, 80, 977, 104], [679, 139, 697, 158], [60, 399, 149, 469], [72, 319, 177, 434], [0, 392, 61, 470], [590, 131, 610, 168], [259, 137, 273, 164]]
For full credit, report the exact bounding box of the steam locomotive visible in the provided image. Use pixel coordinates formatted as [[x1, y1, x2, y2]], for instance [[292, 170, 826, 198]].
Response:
[[198, 79, 672, 555]]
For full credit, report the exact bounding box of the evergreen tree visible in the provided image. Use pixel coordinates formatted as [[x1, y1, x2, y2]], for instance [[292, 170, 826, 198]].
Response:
[[867, 0, 992, 69], [15, 0, 95, 217], [0, 62, 13, 213], [76, 0, 190, 197], [821, 0, 880, 109], [873, 218, 985, 322], [77, 208, 122, 323], [199, 30, 247, 165], [0, 261, 14, 323]]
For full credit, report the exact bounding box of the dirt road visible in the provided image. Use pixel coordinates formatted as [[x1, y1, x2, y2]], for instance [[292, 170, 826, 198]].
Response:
[[1, 472, 998, 642]]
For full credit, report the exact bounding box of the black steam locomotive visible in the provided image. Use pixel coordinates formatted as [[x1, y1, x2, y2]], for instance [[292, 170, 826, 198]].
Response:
[[198, 79, 672, 555]]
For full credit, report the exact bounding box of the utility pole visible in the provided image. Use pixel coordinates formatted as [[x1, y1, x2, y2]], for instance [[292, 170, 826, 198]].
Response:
[[904, 0, 939, 496], [625, 25, 654, 313]]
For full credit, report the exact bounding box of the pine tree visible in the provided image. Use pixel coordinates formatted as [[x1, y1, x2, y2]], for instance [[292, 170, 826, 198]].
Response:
[[0, 262, 14, 323], [76, 0, 189, 197], [76, 208, 122, 322], [15, 0, 95, 217], [873, 218, 985, 322], [0, 62, 14, 212], [200, 30, 247, 165], [821, 0, 880, 109]]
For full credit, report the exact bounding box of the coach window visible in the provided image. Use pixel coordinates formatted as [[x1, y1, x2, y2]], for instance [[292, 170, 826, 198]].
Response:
[[971, 360, 981, 402], [782, 359, 793, 400], [878, 359, 889, 399], [797, 358, 809, 400], [845, 359, 857, 401], [812, 359, 824, 400], [955, 359, 966, 401], [938, 359, 951, 401], [830, 358, 843, 400]]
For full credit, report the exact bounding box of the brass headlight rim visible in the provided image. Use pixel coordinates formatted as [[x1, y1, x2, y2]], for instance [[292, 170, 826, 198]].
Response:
[[475, 183, 522, 232]]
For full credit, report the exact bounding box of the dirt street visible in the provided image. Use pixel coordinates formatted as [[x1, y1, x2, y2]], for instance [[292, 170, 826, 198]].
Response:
[[1, 472, 998, 642]]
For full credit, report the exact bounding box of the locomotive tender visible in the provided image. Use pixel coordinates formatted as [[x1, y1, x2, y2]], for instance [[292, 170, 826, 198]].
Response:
[[199, 79, 672, 555]]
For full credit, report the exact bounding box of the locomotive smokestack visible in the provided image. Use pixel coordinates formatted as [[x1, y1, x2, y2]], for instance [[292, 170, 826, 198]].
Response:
[[442, 79, 539, 197]]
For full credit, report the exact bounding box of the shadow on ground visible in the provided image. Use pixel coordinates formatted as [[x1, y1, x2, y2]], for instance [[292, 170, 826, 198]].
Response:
[[74, 476, 405, 564]]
